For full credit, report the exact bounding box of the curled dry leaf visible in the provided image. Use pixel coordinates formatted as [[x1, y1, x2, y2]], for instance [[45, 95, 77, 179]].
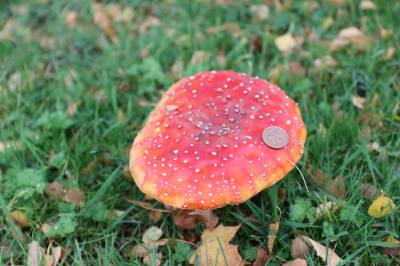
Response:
[[351, 95, 366, 109], [267, 223, 279, 255], [361, 183, 378, 200], [190, 51, 211, 65], [249, 5, 269, 21], [360, 0, 376, 10], [10, 210, 30, 228], [314, 56, 337, 69], [189, 224, 243, 266], [139, 17, 161, 33], [283, 258, 307, 266], [291, 237, 310, 259], [63, 188, 85, 207], [172, 210, 218, 230], [253, 247, 270, 266], [368, 193, 396, 218], [300, 236, 342, 266], [275, 33, 296, 53], [93, 4, 118, 42], [384, 46, 396, 60], [64, 11, 78, 28], [316, 201, 339, 219], [330, 27, 370, 51], [133, 226, 169, 265], [309, 166, 345, 199], [28, 241, 43, 266]]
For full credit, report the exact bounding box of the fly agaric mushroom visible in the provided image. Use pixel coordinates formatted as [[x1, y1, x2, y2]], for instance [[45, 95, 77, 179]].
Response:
[[130, 71, 306, 210]]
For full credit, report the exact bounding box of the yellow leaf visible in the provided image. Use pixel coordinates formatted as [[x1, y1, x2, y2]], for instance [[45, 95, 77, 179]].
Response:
[[10, 210, 30, 228], [275, 33, 295, 53], [190, 224, 243, 266], [368, 194, 396, 218]]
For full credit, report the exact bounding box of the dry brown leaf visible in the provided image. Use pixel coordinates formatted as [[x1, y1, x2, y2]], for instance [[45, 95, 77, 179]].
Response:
[[149, 210, 162, 223], [366, 142, 383, 153], [63, 188, 85, 207], [28, 241, 43, 266], [314, 56, 337, 69], [330, 27, 370, 51], [352, 95, 366, 109], [252, 247, 270, 266], [93, 4, 118, 42], [291, 237, 310, 259], [361, 183, 378, 200], [249, 5, 269, 21], [45, 182, 65, 199], [309, 166, 345, 198], [283, 258, 307, 266], [172, 210, 218, 230], [133, 226, 168, 265], [384, 46, 396, 60], [360, 0, 376, 10], [190, 51, 211, 65], [170, 59, 185, 79], [67, 101, 78, 117], [64, 11, 78, 28], [139, 17, 161, 33], [300, 236, 341, 266], [316, 201, 339, 219], [379, 26, 393, 40], [10, 210, 30, 228], [275, 33, 296, 53], [190, 224, 243, 266], [268, 223, 279, 255], [44, 246, 64, 266]]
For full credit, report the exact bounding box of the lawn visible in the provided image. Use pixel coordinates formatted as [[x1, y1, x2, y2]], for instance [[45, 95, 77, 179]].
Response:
[[0, 0, 399, 265]]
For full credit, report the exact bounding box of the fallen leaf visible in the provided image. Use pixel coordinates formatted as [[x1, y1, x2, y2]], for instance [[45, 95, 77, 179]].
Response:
[[133, 226, 168, 265], [384, 46, 396, 60], [314, 56, 337, 69], [275, 33, 296, 53], [316, 201, 339, 219], [283, 258, 308, 266], [190, 51, 211, 65], [361, 183, 378, 200], [352, 95, 366, 109], [379, 26, 393, 40], [93, 3, 118, 42], [139, 16, 161, 33], [126, 199, 172, 213], [64, 11, 78, 28], [149, 210, 162, 223], [366, 142, 383, 153], [249, 5, 269, 21], [360, 0, 376, 10], [309, 166, 345, 198], [190, 224, 243, 266], [172, 210, 218, 230], [45, 182, 65, 199], [44, 246, 64, 266], [330, 27, 370, 51], [368, 193, 396, 218], [268, 223, 279, 255], [28, 241, 43, 266], [10, 210, 30, 228], [291, 236, 310, 259], [289, 61, 305, 77], [63, 188, 85, 207], [380, 236, 400, 256], [300, 236, 342, 266], [253, 247, 270, 266], [67, 101, 77, 117]]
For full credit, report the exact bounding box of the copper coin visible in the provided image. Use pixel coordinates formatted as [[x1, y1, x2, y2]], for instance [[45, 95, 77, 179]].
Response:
[[262, 126, 289, 149]]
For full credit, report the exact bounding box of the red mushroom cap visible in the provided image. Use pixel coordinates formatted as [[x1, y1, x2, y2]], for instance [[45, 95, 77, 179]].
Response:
[[130, 71, 306, 210]]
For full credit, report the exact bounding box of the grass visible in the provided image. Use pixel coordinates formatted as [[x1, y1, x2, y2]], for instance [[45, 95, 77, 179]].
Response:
[[1, 0, 399, 265]]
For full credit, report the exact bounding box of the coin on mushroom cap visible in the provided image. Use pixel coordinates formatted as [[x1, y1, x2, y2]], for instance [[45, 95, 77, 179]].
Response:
[[130, 70, 307, 210]]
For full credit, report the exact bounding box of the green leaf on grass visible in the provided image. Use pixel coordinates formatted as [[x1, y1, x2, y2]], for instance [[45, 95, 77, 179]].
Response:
[[173, 242, 193, 263], [290, 198, 316, 223], [44, 212, 76, 237]]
